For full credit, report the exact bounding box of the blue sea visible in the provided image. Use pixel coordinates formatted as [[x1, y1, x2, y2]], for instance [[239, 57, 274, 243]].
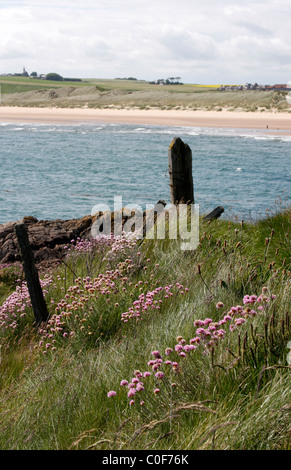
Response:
[[0, 122, 290, 224]]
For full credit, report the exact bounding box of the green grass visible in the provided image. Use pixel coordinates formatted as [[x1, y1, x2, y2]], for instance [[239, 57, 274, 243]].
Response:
[[0, 209, 290, 450]]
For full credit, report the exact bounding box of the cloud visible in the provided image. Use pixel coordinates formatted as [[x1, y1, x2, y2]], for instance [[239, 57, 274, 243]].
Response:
[[0, 0, 290, 83], [157, 26, 217, 61]]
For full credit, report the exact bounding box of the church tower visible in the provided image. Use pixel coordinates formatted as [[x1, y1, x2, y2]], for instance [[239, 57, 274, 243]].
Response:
[[22, 66, 29, 77]]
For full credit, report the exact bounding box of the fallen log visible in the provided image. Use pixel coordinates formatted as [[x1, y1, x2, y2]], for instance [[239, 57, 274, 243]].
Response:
[[203, 206, 224, 222]]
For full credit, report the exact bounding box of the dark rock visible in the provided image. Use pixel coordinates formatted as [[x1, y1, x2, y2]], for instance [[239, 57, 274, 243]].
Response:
[[0, 215, 96, 268], [0, 202, 169, 268]]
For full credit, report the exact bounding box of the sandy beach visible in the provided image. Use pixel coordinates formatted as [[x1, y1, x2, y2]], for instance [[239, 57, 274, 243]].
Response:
[[0, 106, 291, 133]]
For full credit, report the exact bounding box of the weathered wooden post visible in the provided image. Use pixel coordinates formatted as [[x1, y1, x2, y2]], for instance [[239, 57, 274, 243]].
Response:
[[14, 222, 49, 325], [168, 137, 194, 205]]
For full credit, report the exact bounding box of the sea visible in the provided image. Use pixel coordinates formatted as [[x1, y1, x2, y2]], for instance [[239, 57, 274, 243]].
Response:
[[0, 121, 290, 225]]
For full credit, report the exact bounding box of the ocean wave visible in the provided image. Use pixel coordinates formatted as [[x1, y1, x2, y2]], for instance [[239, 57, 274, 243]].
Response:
[[1, 121, 291, 142]]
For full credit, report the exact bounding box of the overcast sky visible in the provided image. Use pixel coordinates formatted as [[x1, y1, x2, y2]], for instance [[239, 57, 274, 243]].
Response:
[[1, 0, 291, 84]]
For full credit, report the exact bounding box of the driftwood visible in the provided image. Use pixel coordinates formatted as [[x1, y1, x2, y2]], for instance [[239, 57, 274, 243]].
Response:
[[203, 206, 224, 222]]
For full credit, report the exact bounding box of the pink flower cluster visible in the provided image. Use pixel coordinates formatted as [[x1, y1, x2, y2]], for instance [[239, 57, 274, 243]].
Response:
[[108, 288, 277, 406], [121, 283, 189, 323], [0, 274, 54, 331], [107, 361, 173, 406], [37, 259, 135, 352], [107, 348, 181, 405], [65, 234, 137, 259]]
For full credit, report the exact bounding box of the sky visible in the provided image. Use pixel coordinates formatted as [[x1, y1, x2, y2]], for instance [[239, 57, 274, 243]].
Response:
[[0, 0, 291, 84]]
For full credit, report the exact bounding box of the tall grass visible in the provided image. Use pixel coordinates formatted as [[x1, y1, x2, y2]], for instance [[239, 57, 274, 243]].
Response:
[[0, 210, 290, 450]]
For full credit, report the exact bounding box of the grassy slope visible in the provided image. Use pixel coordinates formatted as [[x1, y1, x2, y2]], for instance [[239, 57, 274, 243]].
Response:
[[0, 209, 290, 450], [1, 76, 290, 111]]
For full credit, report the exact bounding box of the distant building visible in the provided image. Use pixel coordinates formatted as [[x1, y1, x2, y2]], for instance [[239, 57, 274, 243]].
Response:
[[264, 84, 291, 91], [30, 73, 47, 80], [22, 66, 29, 77], [218, 82, 291, 92]]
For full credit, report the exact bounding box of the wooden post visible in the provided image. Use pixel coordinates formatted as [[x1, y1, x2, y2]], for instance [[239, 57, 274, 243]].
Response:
[[168, 137, 194, 204], [14, 222, 49, 325]]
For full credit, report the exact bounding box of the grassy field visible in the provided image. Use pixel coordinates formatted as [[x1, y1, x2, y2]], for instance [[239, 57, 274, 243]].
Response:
[[1, 76, 290, 111], [0, 208, 290, 450]]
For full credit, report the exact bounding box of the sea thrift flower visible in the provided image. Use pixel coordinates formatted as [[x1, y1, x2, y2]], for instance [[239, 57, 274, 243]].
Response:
[[128, 388, 137, 398], [108, 292, 280, 409], [190, 337, 200, 344], [143, 371, 151, 377], [107, 391, 117, 398], [165, 347, 173, 355], [155, 371, 164, 380], [216, 302, 224, 309], [151, 350, 162, 358], [224, 315, 232, 322]]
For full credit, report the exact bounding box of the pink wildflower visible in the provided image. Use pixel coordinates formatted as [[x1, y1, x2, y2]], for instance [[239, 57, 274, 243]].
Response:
[[224, 315, 232, 322], [165, 347, 173, 355], [143, 371, 151, 377], [120, 380, 128, 387], [127, 388, 137, 398], [107, 390, 117, 398], [155, 371, 164, 380], [216, 302, 224, 309], [151, 350, 162, 358], [134, 370, 142, 377]]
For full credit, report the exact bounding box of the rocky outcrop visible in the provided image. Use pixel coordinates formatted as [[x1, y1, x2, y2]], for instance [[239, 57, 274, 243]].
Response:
[[0, 200, 168, 268], [0, 215, 95, 267]]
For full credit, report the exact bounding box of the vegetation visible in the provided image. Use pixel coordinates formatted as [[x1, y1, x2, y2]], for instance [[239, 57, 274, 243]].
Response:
[[45, 73, 64, 81], [0, 208, 290, 450], [1, 76, 290, 111]]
